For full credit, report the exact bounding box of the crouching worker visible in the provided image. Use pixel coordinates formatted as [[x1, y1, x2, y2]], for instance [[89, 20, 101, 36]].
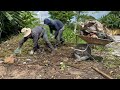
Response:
[[14, 26, 55, 55], [44, 18, 65, 48]]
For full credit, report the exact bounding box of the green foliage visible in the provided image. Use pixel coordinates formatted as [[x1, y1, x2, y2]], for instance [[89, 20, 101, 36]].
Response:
[[74, 11, 96, 22], [99, 11, 120, 29], [78, 14, 96, 22], [0, 11, 40, 42], [60, 62, 66, 70], [66, 22, 82, 32], [63, 26, 86, 44], [74, 11, 85, 20], [20, 11, 40, 28], [49, 11, 75, 24], [73, 11, 96, 34], [0, 11, 22, 40], [66, 23, 75, 30], [42, 25, 86, 44], [103, 56, 120, 69], [109, 11, 120, 16]]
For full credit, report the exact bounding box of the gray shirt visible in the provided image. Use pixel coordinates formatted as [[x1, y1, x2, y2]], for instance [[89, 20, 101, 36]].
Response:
[[18, 26, 54, 52]]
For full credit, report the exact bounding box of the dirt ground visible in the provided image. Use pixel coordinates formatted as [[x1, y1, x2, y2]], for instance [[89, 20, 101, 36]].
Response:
[[0, 36, 119, 79]]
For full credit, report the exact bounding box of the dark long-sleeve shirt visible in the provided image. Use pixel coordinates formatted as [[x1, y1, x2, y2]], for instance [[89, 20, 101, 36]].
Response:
[[44, 19, 64, 34]]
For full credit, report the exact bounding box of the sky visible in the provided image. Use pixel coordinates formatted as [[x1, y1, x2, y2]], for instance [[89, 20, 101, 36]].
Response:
[[35, 11, 110, 23]]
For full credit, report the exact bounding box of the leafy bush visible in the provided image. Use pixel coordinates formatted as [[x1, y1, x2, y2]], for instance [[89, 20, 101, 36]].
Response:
[[99, 12, 120, 29], [42, 25, 86, 44], [0, 11, 40, 42], [49, 11, 75, 24], [63, 26, 86, 44]]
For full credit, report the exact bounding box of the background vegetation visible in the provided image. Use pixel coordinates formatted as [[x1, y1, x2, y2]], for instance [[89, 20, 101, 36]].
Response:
[[0, 11, 120, 44]]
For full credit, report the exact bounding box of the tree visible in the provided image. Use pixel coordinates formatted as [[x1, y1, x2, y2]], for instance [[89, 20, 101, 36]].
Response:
[[20, 11, 40, 28], [0, 11, 40, 42], [73, 11, 81, 33], [109, 11, 120, 16], [99, 11, 120, 29], [78, 14, 95, 22], [73, 11, 96, 33], [48, 11, 75, 24], [0, 11, 23, 39]]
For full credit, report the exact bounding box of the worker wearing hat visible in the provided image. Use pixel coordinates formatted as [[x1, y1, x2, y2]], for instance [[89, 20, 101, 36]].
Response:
[[14, 26, 55, 55]]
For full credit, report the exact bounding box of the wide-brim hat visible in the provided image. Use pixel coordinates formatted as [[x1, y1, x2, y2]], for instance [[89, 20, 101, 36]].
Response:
[[21, 28, 31, 37]]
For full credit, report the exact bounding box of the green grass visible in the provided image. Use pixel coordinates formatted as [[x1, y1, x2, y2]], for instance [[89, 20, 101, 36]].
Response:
[[103, 55, 120, 69], [43, 25, 86, 45], [63, 27, 86, 44], [18, 26, 86, 55], [0, 26, 87, 57]]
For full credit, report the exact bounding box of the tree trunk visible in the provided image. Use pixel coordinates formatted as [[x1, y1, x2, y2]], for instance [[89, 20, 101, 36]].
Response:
[[74, 11, 81, 34], [74, 22, 77, 34]]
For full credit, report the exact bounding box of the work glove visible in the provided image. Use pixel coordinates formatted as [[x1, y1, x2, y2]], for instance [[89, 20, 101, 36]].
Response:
[[14, 47, 21, 54]]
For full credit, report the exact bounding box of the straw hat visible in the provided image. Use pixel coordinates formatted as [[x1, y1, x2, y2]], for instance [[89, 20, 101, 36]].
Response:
[[21, 28, 31, 37]]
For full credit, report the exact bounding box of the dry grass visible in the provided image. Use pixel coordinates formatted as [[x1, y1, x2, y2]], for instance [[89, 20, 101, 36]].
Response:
[[109, 29, 120, 35]]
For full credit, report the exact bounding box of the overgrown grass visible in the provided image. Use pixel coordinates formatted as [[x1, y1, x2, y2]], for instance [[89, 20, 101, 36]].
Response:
[[63, 27, 86, 44], [43, 25, 86, 45], [103, 56, 120, 68], [0, 25, 87, 57]]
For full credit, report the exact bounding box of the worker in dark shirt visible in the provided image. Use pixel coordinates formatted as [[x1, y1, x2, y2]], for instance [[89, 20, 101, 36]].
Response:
[[14, 26, 55, 55], [44, 18, 64, 48]]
